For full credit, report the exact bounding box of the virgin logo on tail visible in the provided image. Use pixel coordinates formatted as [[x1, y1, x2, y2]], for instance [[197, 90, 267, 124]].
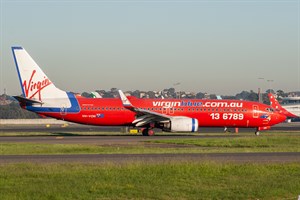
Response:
[[22, 70, 52, 100]]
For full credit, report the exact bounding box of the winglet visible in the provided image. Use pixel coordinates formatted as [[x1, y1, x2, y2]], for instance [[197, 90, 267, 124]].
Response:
[[118, 90, 134, 109]]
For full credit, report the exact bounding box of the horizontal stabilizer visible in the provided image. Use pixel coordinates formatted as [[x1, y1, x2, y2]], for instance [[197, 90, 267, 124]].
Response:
[[13, 95, 43, 105]]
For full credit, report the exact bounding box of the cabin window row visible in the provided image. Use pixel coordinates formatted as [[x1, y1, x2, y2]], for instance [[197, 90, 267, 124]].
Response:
[[81, 107, 247, 113], [82, 107, 126, 111], [139, 108, 248, 112]]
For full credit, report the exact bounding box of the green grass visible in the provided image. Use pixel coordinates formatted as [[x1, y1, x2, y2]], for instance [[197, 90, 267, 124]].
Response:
[[0, 131, 132, 136], [0, 162, 299, 200], [149, 135, 300, 152], [0, 143, 167, 155]]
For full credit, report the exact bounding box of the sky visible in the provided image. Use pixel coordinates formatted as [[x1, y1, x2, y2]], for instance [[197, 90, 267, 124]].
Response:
[[0, 0, 299, 96]]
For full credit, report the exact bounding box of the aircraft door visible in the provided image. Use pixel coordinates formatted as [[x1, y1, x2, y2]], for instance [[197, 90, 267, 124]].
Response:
[[253, 105, 259, 118], [162, 107, 175, 115]]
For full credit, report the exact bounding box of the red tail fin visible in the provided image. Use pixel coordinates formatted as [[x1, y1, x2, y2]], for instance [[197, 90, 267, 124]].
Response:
[[268, 93, 297, 118]]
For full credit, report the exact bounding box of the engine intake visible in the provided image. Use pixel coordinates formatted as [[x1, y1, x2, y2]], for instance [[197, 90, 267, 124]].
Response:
[[163, 117, 199, 132]]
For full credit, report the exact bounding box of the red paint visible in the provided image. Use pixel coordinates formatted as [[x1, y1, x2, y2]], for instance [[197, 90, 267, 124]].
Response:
[[268, 93, 297, 118], [39, 97, 286, 130], [23, 70, 52, 100]]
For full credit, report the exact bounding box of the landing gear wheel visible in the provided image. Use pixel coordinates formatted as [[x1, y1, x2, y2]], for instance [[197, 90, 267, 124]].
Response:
[[147, 129, 155, 136], [142, 129, 155, 136], [255, 131, 260, 136]]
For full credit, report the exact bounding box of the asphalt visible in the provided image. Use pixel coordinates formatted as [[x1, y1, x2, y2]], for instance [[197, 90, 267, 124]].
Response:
[[0, 135, 245, 144], [1, 122, 300, 133]]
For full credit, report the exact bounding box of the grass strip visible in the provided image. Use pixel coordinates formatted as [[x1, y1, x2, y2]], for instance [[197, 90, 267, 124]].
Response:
[[0, 162, 299, 200], [149, 135, 300, 152]]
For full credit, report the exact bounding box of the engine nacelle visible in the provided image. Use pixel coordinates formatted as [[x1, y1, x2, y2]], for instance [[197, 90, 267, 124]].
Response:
[[163, 117, 199, 132]]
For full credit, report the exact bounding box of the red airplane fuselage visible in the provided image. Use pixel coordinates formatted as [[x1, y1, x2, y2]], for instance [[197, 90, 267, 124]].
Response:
[[34, 95, 285, 129]]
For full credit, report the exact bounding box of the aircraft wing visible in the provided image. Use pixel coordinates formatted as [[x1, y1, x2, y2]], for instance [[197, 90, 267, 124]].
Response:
[[118, 90, 171, 127]]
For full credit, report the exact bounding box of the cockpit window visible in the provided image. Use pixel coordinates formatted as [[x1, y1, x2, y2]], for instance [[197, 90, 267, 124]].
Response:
[[266, 108, 274, 112]]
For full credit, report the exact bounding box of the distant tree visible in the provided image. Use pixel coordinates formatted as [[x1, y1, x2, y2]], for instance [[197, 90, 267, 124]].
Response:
[[96, 90, 106, 96], [276, 90, 286, 98], [222, 95, 236, 100], [102, 93, 114, 98], [0, 102, 40, 119], [167, 88, 175, 94], [248, 91, 259, 102], [147, 91, 156, 98], [235, 91, 250, 100], [209, 94, 217, 99], [235, 90, 258, 102], [196, 92, 205, 99], [132, 90, 140, 98], [81, 92, 91, 98], [110, 88, 118, 92], [110, 88, 119, 97]]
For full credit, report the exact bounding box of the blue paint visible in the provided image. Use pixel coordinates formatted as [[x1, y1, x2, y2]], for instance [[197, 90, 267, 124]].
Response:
[[11, 47, 25, 96], [192, 118, 195, 132], [26, 92, 80, 114]]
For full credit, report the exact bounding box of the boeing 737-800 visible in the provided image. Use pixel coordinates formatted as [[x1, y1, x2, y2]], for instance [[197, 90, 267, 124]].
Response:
[[12, 47, 286, 136]]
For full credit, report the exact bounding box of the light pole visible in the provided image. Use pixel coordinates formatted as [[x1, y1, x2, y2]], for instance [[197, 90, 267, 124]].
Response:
[[173, 82, 181, 99], [267, 80, 274, 94], [258, 78, 264, 103]]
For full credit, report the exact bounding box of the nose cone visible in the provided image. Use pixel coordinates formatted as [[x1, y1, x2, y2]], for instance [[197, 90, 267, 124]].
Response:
[[271, 113, 286, 125]]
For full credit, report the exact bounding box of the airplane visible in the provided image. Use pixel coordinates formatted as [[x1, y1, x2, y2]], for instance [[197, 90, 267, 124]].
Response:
[[91, 92, 102, 98], [268, 93, 298, 118], [11, 46, 286, 136]]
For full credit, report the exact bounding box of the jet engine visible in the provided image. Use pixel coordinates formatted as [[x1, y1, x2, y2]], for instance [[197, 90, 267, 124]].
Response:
[[162, 117, 198, 132]]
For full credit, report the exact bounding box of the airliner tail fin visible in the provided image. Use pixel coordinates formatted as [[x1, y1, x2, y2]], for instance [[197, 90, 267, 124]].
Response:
[[268, 93, 297, 118], [12, 46, 67, 102]]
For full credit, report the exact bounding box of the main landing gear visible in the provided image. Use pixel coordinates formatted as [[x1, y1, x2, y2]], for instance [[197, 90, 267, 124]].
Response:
[[142, 128, 155, 136]]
